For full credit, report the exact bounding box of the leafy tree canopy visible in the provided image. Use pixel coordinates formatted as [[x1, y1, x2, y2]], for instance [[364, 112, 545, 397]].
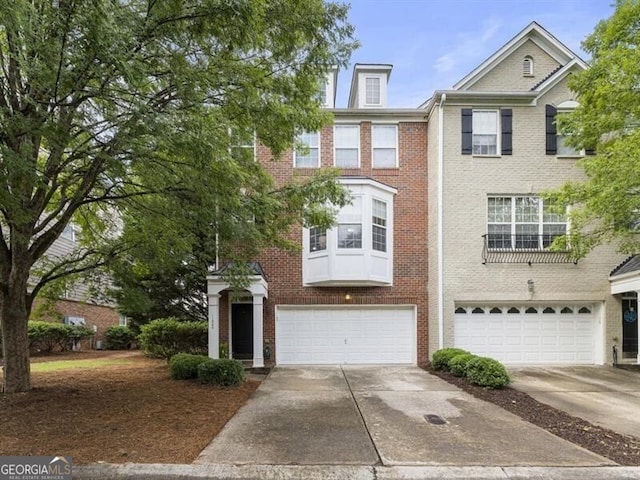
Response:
[[0, 0, 356, 393], [549, 0, 640, 257]]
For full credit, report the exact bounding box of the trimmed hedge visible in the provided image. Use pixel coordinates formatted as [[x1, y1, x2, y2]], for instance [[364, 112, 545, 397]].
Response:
[[431, 348, 470, 370], [466, 356, 510, 389], [28, 321, 94, 353], [169, 353, 210, 380], [138, 317, 207, 359], [197, 358, 245, 386], [449, 353, 476, 377], [104, 325, 136, 350]]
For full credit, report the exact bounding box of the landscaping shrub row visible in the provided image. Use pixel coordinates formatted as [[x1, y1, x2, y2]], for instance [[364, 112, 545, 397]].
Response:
[[169, 353, 245, 386], [431, 347, 510, 389], [28, 321, 95, 354], [138, 317, 207, 359]]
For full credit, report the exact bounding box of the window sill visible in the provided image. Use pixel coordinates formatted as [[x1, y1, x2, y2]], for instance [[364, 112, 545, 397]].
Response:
[[556, 155, 584, 159], [472, 155, 501, 159]]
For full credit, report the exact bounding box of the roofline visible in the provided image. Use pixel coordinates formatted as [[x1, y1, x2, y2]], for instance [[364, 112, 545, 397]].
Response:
[[329, 108, 427, 121], [422, 90, 539, 115], [532, 58, 588, 95], [453, 21, 580, 91]]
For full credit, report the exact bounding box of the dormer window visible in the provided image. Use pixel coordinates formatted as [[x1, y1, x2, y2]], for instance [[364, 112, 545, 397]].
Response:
[[523, 56, 534, 76], [365, 77, 381, 105]]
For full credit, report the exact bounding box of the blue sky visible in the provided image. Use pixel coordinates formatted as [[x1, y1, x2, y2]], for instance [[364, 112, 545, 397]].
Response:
[[336, 0, 615, 108]]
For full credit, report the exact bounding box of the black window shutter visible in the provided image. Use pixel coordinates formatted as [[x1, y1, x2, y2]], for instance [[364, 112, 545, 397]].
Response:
[[501, 109, 512, 155], [585, 147, 596, 156], [545, 104, 557, 155], [461, 108, 472, 155]]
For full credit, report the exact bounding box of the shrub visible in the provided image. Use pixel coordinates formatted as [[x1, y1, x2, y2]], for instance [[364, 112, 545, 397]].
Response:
[[431, 348, 470, 371], [27, 321, 94, 353], [197, 358, 245, 386], [466, 356, 510, 389], [169, 353, 210, 380], [449, 353, 477, 377], [104, 325, 136, 350], [138, 317, 208, 359]]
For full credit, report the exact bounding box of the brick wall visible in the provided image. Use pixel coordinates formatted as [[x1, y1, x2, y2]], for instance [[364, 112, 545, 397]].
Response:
[[238, 117, 430, 364]]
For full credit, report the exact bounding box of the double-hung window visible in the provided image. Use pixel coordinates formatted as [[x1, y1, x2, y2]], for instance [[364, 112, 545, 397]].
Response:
[[365, 77, 381, 105], [472, 110, 498, 155], [372, 199, 387, 252], [372, 125, 398, 168], [294, 131, 320, 168], [487, 196, 567, 250], [337, 195, 363, 249], [334, 125, 360, 168], [309, 227, 326, 252], [230, 128, 256, 161]]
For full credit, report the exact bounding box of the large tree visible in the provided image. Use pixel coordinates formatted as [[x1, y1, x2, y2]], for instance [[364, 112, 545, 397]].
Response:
[[551, 0, 640, 257], [0, 0, 355, 393]]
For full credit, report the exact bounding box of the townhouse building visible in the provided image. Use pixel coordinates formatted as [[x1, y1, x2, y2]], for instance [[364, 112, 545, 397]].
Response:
[[206, 22, 639, 367]]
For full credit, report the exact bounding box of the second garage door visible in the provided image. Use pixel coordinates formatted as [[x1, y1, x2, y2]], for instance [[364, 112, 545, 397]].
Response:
[[454, 304, 596, 364], [276, 306, 415, 365]]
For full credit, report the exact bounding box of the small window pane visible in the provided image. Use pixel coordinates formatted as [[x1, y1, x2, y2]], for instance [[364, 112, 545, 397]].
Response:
[[561, 307, 574, 314], [507, 307, 520, 314], [490, 307, 502, 314], [455, 307, 467, 314], [309, 227, 326, 252], [338, 224, 362, 248], [525, 307, 538, 314], [543, 307, 556, 314], [472, 307, 485, 314], [578, 307, 592, 314], [295, 131, 319, 168]]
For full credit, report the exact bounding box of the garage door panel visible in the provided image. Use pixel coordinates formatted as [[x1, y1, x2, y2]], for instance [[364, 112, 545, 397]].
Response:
[[454, 305, 596, 365], [276, 307, 415, 365]]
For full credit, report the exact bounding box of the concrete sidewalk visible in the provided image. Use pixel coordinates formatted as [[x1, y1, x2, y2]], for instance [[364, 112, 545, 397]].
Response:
[[195, 366, 611, 466]]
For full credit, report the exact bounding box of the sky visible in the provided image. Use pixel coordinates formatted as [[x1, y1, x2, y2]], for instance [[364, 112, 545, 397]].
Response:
[[336, 0, 615, 108]]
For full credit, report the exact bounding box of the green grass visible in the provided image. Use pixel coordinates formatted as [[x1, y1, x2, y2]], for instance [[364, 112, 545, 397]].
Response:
[[30, 358, 134, 373]]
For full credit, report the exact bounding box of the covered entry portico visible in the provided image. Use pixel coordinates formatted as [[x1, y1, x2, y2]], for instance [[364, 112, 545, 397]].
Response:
[[609, 255, 640, 363], [206, 264, 268, 368]]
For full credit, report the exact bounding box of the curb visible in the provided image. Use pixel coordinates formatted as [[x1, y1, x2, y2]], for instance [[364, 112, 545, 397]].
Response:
[[74, 463, 640, 480]]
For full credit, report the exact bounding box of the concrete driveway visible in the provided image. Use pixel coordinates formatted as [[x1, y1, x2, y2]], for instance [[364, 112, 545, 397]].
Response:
[[509, 366, 640, 439], [196, 366, 611, 466]]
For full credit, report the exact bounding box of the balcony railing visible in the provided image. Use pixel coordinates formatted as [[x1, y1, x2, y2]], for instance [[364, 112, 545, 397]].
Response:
[[482, 234, 577, 265]]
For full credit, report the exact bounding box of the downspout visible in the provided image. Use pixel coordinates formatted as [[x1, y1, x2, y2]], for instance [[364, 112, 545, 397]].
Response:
[[438, 94, 446, 349]]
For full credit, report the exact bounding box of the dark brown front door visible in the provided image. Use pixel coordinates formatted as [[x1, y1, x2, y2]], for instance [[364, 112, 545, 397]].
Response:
[[232, 303, 253, 359]]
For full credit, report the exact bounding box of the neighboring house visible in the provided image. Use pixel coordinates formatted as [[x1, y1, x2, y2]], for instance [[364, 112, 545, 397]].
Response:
[[207, 64, 429, 367], [207, 22, 639, 367], [424, 22, 635, 365], [33, 223, 121, 344]]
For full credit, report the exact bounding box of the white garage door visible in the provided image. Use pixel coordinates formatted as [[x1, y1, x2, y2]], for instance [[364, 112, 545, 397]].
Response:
[[454, 305, 595, 365], [276, 306, 415, 365]]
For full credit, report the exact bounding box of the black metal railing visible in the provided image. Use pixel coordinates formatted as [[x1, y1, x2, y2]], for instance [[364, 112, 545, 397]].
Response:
[[481, 234, 577, 265]]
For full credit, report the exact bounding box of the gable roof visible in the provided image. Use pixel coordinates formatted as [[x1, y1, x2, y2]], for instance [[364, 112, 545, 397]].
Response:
[[453, 21, 586, 91]]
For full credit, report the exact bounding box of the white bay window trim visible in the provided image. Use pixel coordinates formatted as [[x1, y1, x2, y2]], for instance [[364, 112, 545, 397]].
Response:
[[303, 178, 396, 286]]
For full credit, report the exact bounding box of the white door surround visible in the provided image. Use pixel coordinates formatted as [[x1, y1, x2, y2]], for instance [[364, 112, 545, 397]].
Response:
[[206, 274, 268, 368]]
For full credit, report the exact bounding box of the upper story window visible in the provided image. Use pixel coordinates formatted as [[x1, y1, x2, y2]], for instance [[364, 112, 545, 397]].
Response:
[[61, 223, 76, 242], [372, 124, 398, 168], [487, 196, 567, 250], [365, 77, 381, 105], [230, 128, 256, 161], [523, 56, 534, 76], [461, 108, 512, 156], [334, 125, 360, 168], [294, 131, 320, 168], [309, 227, 327, 252], [337, 196, 363, 249], [545, 102, 591, 157], [372, 199, 387, 252], [472, 110, 498, 155]]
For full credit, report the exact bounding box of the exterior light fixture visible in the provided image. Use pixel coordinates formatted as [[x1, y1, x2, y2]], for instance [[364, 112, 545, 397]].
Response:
[[345, 293, 352, 301]]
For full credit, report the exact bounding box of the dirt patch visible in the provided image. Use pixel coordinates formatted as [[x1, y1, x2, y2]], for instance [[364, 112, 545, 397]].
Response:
[[0, 351, 259, 464], [428, 367, 640, 466]]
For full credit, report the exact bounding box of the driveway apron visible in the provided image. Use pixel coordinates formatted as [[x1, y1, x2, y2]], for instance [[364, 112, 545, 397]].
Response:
[[195, 366, 612, 466], [510, 366, 640, 439]]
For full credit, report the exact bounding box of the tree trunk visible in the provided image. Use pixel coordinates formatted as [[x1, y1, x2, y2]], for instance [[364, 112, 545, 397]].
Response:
[[1, 288, 31, 394]]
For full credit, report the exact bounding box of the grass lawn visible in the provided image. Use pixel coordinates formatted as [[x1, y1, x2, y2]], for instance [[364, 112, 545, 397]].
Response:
[[0, 350, 259, 464]]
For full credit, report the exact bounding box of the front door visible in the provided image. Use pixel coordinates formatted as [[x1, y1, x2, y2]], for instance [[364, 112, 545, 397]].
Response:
[[622, 297, 639, 358], [232, 303, 253, 359]]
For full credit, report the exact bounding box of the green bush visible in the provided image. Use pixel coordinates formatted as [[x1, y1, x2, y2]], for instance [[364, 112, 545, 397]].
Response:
[[197, 358, 245, 386], [449, 353, 477, 377], [466, 356, 510, 389], [104, 325, 136, 350], [27, 321, 94, 353], [431, 348, 470, 370], [169, 353, 210, 380], [138, 317, 208, 359]]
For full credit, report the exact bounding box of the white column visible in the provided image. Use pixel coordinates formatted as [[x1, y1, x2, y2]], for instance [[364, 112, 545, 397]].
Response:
[[208, 293, 220, 360], [252, 294, 265, 368]]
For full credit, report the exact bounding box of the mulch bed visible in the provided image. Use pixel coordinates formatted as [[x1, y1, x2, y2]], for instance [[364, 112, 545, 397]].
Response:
[[0, 351, 259, 464], [428, 366, 640, 466]]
